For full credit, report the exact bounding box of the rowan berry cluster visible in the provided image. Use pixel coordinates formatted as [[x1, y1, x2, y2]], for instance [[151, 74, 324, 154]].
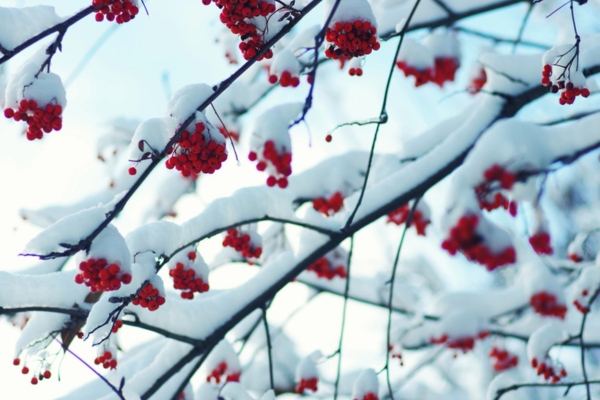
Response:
[[389, 346, 404, 366], [94, 350, 117, 370], [165, 122, 228, 178], [396, 57, 459, 87], [248, 139, 291, 188], [489, 347, 518, 372], [218, 126, 240, 142], [14, 360, 52, 385], [206, 362, 241, 384], [202, 0, 275, 60], [307, 257, 347, 280], [468, 67, 487, 94], [430, 331, 489, 353], [169, 252, 210, 299], [348, 67, 363, 76], [222, 229, 262, 259], [530, 291, 566, 319], [4, 99, 63, 141], [112, 319, 124, 333], [568, 253, 583, 263], [529, 232, 553, 255], [74, 258, 132, 292], [541, 64, 590, 105], [475, 164, 517, 215], [268, 71, 300, 88], [131, 283, 166, 311], [357, 394, 378, 400], [574, 289, 590, 313], [531, 358, 567, 383], [296, 377, 318, 394], [386, 203, 430, 235], [441, 214, 516, 271], [324, 20, 380, 61], [313, 191, 344, 216], [92, 0, 139, 23]]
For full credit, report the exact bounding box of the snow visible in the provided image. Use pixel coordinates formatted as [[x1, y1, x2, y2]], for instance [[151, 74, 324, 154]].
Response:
[[166, 83, 214, 124], [0, 270, 89, 309], [0, 6, 62, 51], [351, 368, 379, 399], [4, 47, 67, 109], [23, 191, 126, 255], [324, 0, 377, 28]]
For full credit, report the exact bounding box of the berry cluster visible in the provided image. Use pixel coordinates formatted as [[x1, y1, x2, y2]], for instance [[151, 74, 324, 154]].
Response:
[[530, 291, 566, 319], [389, 345, 404, 366], [92, 0, 139, 23], [74, 259, 132, 292], [468, 67, 487, 94], [574, 289, 591, 313], [94, 350, 117, 370], [248, 139, 291, 188], [313, 191, 344, 216], [268, 71, 300, 88], [222, 229, 262, 260], [531, 358, 567, 383], [131, 283, 166, 311], [475, 164, 517, 215], [296, 377, 318, 394], [206, 362, 241, 384], [386, 203, 430, 235], [14, 360, 52, 385], [324, 20, 380, 61], [4, 99, 63, 141], [202, 0, 275, 60], [529, 232, 553, 255], [307, 257, 347, 280], [430, 331, 489, 353], [165, 122, 228, 178], [169, 252, 210, 299], [357, 394, 378, 400], [441, 214, 516, 271], [568, 253, 583, 263], [348, 67, 363, 76], [218, 126, 240, 142], [396, 57, 459, 88], [111, 319, 124, 333], [489, 347, 518, 372], [541, 65, 590, 105]]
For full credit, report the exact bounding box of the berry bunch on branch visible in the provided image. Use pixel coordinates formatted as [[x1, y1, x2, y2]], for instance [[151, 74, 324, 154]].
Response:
[[168, 250, 210, 299], [92, 0, 140, 23]]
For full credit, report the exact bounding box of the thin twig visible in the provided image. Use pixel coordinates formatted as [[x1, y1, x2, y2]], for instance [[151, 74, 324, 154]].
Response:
[[56, 338, 126, 400], [512, 2, 533, 53], [262, 307, 275, 391], [344, 0, 422, 229], [333, 236, 354, 400], [385, 197, 421, 400]]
